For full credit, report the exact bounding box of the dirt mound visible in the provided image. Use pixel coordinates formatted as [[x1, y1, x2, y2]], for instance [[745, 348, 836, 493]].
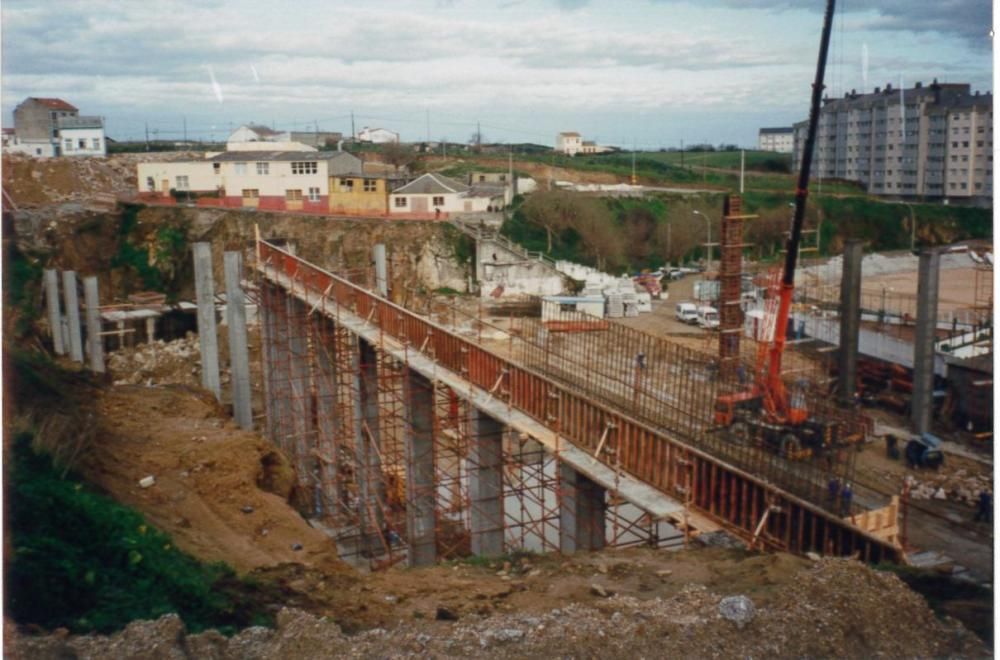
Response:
[[2, 151, 198, 209], [78, 384, 346, 576], [12, 557, 985, 659]]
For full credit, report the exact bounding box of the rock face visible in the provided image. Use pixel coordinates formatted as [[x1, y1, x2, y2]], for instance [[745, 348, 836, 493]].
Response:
[[11, 560, 987, 659]]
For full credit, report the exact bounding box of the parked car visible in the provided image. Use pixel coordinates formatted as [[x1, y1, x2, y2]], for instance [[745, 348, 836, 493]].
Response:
[[697, 306, 719, 329], [675, 302, 698, 324]]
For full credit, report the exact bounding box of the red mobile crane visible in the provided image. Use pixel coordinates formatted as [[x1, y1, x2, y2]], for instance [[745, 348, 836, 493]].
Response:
[[714, 0, 845, 459]]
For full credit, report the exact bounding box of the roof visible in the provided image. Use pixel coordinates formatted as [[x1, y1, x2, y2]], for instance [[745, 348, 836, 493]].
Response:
[[559, 132, 581, 137], [245, 123, 281, 137], [943, 353, 993, 375], [392, 173, 469, 195], [208, 150, 358, 163], [26, 97, 77, 111], [759, 127, 793, 134]]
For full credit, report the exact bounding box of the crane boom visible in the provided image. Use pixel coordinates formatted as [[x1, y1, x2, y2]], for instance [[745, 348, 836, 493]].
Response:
[[766, 0, 837, 414]]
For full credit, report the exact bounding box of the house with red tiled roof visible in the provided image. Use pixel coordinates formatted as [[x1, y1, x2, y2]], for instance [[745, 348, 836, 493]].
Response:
[[6, 97, 106, 157]]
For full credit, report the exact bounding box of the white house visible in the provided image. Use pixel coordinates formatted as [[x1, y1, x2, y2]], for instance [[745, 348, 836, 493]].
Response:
[[556, 132, 583, 156], [357, 126, 399, 144], [758, 127, 794, 153], [3, 97, 106, 157], [389, 173, 494, 215], [57, 116, 107, 157], [137, 150, 363, 212], [227, 124, 283, 146]]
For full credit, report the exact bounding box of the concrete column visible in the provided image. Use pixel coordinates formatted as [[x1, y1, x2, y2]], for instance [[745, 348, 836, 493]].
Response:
[[145, 317, 156, 343], [356, 339, 385, 553], [82, 276, 104, 373], [311, 316, 339, 515], [286, 298, 311, 496], [44, 269, 64, 355], [404, 369, 436, 567], [224, 252, 253, 430], [912, 249, 940, 435], [837, 239, 863, 405], [192, 242, 221, 400], [559, 462, 606, 554], [469, 409, 505, 557], [61, 271, 84, 363], [373, 243, 388, 297], [265, 285, 293, 447]]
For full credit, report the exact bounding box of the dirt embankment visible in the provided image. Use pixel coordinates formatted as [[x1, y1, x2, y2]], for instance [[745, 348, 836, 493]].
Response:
[[11, 552, 986, 658]]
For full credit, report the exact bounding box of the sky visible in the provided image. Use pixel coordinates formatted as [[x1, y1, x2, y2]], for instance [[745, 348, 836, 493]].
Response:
[[1, 0, 993, 148]]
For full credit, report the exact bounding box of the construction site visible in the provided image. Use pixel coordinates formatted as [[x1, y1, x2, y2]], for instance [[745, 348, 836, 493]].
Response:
[[4, 8, 994, 652]]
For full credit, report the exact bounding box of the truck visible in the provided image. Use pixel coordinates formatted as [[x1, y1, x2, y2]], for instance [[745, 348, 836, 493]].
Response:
[[697, 306, 719, 329], [675, 302, 698, 324]]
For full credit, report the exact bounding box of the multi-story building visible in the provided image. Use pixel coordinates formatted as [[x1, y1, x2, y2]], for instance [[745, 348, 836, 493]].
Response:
[[758, 127, 794, 153], [793, 81, 992, 205], [5, 97, 106, 157]]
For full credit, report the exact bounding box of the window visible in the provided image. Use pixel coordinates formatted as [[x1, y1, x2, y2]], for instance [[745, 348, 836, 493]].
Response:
[[78, 139, 87, 149], [213, 163, 221, 174], [234, 162, 247, 175], [242, 189, 259, 198], [432, 196, 445, 206], [394, 197, 408, 208], [256, 161, 269, 175], [308, 187, 321, 202], [176, 175, 189, 190], [92, 138, 101, 150], [64, 138, 73, 151], [291, 161, 318, 175], [340, 178, 354, 192], [285, 189, 302, 201], [146, 176, 155, 191], [363, 178, 377, 192]]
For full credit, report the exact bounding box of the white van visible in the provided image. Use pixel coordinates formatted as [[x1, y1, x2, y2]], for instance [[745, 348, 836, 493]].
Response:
[[675, 302, 698, 324], [697, 306, 719, 329]]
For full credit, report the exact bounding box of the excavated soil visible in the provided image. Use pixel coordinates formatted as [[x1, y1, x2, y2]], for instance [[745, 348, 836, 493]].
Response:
[[8, 374, 987, 657]]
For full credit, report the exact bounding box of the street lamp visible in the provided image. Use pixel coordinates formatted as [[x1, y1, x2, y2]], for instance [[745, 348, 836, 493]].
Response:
[[692, 210, 711, 272]]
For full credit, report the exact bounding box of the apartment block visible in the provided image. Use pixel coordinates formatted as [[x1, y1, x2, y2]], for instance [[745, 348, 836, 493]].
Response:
[[793, 81, 992, 205]]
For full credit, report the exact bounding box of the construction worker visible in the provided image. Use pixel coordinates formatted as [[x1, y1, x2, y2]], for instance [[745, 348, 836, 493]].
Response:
[[827, 477, 840, 504], [840, 482, 853, 516], [974, 490, 992, 523]]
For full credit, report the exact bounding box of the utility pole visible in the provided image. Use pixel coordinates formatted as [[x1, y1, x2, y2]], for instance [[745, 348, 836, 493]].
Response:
[[145, 122, 149, 151], [183, 116, 187, 144], [351, 111, 356, 141], [477, 121, 482, 150], [426, 109, 430, 144], [740, 149, 745, 193], [631, 139, 637, 185]]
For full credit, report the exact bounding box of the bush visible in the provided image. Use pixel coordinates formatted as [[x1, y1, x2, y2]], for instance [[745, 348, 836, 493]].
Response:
[[6, 435, 273, 635]]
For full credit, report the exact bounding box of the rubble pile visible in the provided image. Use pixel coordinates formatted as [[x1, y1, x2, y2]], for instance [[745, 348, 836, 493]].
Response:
[[107, 334, 223, 388], [12, 559, 985, 659], [907, 469, 992, 506], [3, 151, 200, 208]]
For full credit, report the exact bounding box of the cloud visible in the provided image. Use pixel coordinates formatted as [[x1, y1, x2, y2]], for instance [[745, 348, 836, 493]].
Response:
[[697, 0, 990, 47]]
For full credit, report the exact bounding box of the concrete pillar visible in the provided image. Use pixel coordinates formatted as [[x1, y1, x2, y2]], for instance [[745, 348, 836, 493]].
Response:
[[356, 340, 385, 553], [404, 369, 436, 567], [224, 251, 253, 430], [373, 243, 388, 297], [264, 284, 292, 447], [192, 242, 221, 400], [61, 271, 83, 363], [559, 462, 606, 554], [837, 239, 863, 405], [44, 269, 64, 355], [286, 298, 311, 496], [469, 409, 505, 557], [912, 249, 940, 435], [82, 276, 104, 373], [311, 316, 339, 515], [145, 317, 156, 343]]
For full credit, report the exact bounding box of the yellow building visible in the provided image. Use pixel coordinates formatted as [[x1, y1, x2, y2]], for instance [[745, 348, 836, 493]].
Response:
[[328, 175, 389, 215]]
